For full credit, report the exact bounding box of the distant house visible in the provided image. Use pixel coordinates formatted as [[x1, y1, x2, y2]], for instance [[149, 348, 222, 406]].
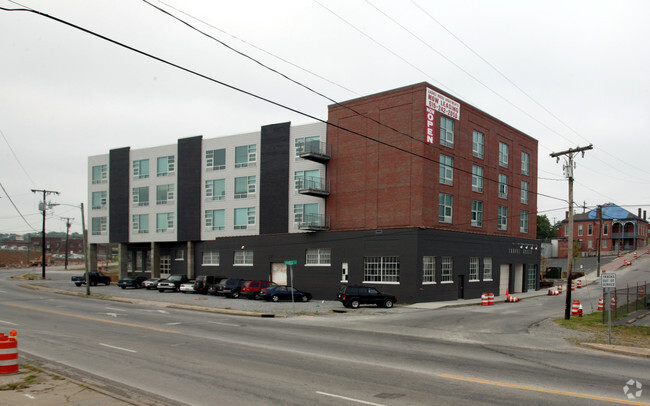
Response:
[[557, 203, 648, 257]]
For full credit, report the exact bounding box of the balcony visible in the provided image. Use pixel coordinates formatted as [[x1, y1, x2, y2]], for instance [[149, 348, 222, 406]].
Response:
[[297, 176, 330, 197], [611, 232, 636, 239], [298, 141, 330, 163], [298, 214, 330, 231]]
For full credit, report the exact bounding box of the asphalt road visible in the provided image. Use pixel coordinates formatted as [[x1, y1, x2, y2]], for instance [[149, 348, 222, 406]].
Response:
[[0, 268, 648, 405]]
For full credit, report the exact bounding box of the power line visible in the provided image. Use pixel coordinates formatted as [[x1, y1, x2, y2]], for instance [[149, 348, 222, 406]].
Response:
[[0, 180, 37, 231], [0, 128, 37, 186]]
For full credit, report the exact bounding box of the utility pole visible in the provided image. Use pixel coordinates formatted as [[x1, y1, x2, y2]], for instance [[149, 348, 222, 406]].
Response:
[[597, 205, 603, 278], [61, 217, 74, 270], [550, 144, 593, 320], [31, 189, 60, 279]]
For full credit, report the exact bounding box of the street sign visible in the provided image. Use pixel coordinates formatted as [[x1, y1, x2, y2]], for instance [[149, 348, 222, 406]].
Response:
[[601, 273, 616, 288], [284, 260, 297, 266]]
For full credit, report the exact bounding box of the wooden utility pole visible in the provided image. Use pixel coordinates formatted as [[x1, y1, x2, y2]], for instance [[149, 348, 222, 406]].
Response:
[[31, 189, 60, 279], [550, 144, 593, 320], [61, 217, 74, 270]]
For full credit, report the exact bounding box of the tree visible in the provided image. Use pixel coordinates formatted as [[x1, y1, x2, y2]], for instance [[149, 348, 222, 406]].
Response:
[[536, 215, 557, 240]]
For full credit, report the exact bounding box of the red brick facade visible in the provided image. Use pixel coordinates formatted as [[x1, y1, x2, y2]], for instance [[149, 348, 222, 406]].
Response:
[[326, 83, 538, 238]]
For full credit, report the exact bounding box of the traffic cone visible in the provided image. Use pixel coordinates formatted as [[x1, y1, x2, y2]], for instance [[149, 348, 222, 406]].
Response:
[[597, 298, 604, 311]]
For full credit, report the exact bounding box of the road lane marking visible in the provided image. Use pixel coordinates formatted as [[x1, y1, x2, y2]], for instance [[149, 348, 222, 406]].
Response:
[[99, 343, 137, 353], [166, 322, 182, 325], [438, 374, 650, 405], [207, 321, 241, 327], [316, 391, 385, 406], [0, 319, 18, 325], [1, 302, 179, 334]]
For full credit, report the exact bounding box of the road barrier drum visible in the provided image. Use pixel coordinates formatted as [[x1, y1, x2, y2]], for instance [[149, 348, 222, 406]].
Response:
[[634, 252, 637, 259], [558, 284, 563, 294], [571, 300, 581, 316], [0, 331, 18, 375], [481, 293, 489, 306], [597, 298, 604, 311], [488, 292, 494, 306], [548, 289, 560, 296], [506, 296, 520, 302], [576, 279, 582, 289], [639, 286, 646, 299], [571, 282, 575, 291], [611, 296, 617, 309]]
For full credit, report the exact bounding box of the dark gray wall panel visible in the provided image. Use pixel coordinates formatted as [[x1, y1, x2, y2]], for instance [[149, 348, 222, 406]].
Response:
[[259, 122, 291, 234], [109, 147, 130, 243], [177, 136, 202, 241]]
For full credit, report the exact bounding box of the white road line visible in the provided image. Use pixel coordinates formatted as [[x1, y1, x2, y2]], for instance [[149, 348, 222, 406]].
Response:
[[24, 394, 35, 399], [105, 313, 118, 318], [207, 321, 241, 327], [105, 307, 124, 311], [166, 322, 182, 325], [316, 391, 386, 406], [0, 320, 18, 326], [99, 343, 137, 353]]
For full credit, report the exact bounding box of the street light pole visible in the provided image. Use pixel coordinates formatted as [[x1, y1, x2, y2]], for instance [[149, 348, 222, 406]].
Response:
[[31, 189, 60, 279]]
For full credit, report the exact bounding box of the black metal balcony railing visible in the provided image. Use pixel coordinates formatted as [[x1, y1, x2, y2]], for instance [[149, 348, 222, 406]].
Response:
[[611, 232, 636, 239], [299, 141, 330, 163], [298, 213, 330, 231], [297, 176, 330, 197]]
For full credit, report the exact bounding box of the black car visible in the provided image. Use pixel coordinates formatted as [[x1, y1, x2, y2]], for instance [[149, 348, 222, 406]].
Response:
[[117, 276, 147, 289], [157, 274, 189, 292], [337, 285, 396, 308], [259, 285, 312, 302], [214, 278, 246, 298], [194, 275, 226, 294]]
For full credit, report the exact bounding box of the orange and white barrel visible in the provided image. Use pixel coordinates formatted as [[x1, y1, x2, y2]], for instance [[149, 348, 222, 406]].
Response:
[[0, 331, 18, 375], [597, 298, 604, 311]]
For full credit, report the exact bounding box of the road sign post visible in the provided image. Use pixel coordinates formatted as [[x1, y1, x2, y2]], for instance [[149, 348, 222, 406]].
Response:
[[601, 273, 616, 344], [284, 260, 297, 313]]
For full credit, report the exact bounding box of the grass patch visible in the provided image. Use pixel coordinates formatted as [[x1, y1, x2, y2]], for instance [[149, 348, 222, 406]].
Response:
[[0, 365, 44, 391], [555, 309, 650, 348]]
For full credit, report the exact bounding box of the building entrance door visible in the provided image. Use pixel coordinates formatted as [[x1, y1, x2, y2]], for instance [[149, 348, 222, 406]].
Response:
[[499, 264, 510, 296], [514, 264, 524, 293], [271, 262, 287, 285], [457, 275, 465, 299]]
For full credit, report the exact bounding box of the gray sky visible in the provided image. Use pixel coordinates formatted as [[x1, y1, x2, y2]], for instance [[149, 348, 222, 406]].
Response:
[[1, 0, 649, 236]]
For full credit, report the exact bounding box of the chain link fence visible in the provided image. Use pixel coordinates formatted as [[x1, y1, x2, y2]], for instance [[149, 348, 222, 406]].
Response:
[[603, 281, 649, 322]]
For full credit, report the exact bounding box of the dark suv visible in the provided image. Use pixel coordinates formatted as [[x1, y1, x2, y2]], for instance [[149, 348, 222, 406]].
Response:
[[215, 278, 246, 298], [337, 285, 396, 309], [240, 280, 276, 300], [194, 275, 225, 294]]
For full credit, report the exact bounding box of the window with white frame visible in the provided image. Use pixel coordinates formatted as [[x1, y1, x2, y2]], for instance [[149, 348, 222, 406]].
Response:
[[603, 239, 608, 248], [483, 257, 493, 280], [133, 159, 149, 179], [205, 179, 225, 201], [588, 223, 593, 236], [156, 184, 174, 205], [132, 214, 148, 234], [234, 207, 255, 230], [439, 193, 453, 223], [156, 212, 174, 233], [132, 187, 149, 207], [441, 256, 453, 282], [498, 206, 508, 230], [521, 152, 530, 175], [234, 176, 256, 199], [471, 200, 483, 227], [439, 154, 453, 185], [498, 174, 508, 199], [472, 165, 483, 192], [202, 251, 220, 265], [363, 256, 399, 283], [306, 248, 331, 265], [423, 256, 436, 284], [175, 249, 185, 261], [157, 155, 175, 176], [499, 142, 509, 167], [92, 165, 107, 184], [235, 144, 256, 168], [472, 130, 484, 159], [520, 210, 529, 233], [440, 116, 454, 147], [521, 181, 529, 204], [294, 203, 318, 224], [295, 169, 320, 190], [469, 257, 479, 281], [92, 191, 107, 210], [91, 216, 107, 235], [603, 223, 609, 235], [295, 136, 320, 156], [578, 224, 583, 236], [588, 240, 593, 249], [206, 148, 225, 171], [205, 209, 225, 231], [234, 250, 253, 265]]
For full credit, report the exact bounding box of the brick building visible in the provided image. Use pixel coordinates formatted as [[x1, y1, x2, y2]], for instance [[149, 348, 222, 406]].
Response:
[[88, 83, 540, 303]]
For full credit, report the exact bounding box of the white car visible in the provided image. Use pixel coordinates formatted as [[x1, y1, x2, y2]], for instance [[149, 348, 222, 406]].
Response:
[[180, 280, 196, 293]]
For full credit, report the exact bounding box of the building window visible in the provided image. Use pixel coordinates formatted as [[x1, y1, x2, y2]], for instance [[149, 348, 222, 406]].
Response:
[[499, 142, 509, 167], [306, 248, 331, 265], [205, 209, 225, 231], [521, 152, 530, 175], [156, 212, 174, 233], [202, 251, 220, 266], [527, 264, 537, 290], [520, 210, 529, 233], [235, 144, 257, 168], [439, 193, 453, 223], [472, 165, 484, 193], [471, 200, 483, 227], [206, 148, 226, 171], [295, 136, 320, 156], [423, 256, 436, 284], [564, 225, 568, 236], [439, 154, 454, 185], [175, 250, 185, 261], [483, 258, 493, 280], [603, 223, 609, 235], [469, 257, 479, 281], [588, 240, 593, 249], [234, 176, 256, 199], [588, 223, 593, 236], [472, 130, 484, 159], [92, 165, 107, 184], [363, 256, 400, 283], [156, 184, 175, 205], [132, 187, 149, 207], [133, 159, 149, 179], [294, 203, 318, 224], [498, 206, 508, 230], [440, 116, 454, 147], [578, 224, 583, 236], [206, 179, 225, 201], [132, 214, 148, 234], [157, 155, 175, 177], [91, 217, 107, 235], [91, 191, 107, 210], [234, 250, 254, 266], [521, 181, 529, 204], [441, 256, 453, 283], [295, 169, 320, 190], [498, 174, 508, 199], [234, 207, 255, 230], [603, 239, 608, 248]]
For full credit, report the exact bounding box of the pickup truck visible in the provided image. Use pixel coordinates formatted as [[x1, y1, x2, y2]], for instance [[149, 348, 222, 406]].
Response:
[[71, 271, 111, 287]]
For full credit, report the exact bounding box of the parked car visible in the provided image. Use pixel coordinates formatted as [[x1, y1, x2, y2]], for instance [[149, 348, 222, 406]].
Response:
[[117, 276, 147, 289], [157, 275, 189, 292], [193, 275, 226, 294], [259, 285, 312, 302], [142, 278, 162, 290], [240, 280, 276, 300], [214, 278, 246, 298], [71, 271, 111, 287], [336, 285, 396, 308], [180, 279, 197, 293]]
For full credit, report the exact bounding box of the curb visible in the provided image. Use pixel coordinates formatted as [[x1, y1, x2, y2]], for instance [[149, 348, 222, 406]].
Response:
[[580, 343, 650, 359]]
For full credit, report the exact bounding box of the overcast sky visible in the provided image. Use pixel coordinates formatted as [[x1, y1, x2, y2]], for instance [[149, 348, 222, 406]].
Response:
[[1, 0, 649, 236]]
